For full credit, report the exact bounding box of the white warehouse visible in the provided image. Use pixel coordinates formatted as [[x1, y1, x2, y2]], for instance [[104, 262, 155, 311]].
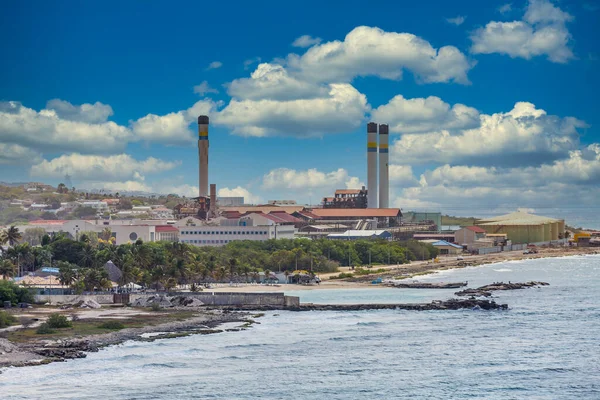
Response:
[[177, 216, 296, 247]]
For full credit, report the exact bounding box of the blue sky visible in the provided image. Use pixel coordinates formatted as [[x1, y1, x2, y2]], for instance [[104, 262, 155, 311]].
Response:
[[1, 0, 599, 224]]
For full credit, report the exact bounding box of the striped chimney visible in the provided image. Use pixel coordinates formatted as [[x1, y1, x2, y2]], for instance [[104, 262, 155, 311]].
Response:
[[378, 124, 389, 209], [198, 115, 209, 197], [367, 122, 378, 209]]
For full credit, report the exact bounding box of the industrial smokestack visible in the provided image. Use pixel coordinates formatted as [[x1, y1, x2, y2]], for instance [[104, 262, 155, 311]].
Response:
[[198, 115, 209, 198], [367, 122, 378, 209], [378, 124, 389, 209]]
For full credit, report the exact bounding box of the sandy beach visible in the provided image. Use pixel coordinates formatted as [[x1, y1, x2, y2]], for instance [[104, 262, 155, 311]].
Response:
[[206, 247, 599, 293]]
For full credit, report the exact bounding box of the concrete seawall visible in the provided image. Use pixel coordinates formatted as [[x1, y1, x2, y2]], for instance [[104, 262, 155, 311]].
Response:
[[35, 292, 300, 308]]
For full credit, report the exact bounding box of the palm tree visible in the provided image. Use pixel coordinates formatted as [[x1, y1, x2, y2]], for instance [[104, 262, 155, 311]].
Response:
[[228, 258, 238, 281], [0, 259, 16, 279], [57, 262, 77, 286], [2, 226, 22, 246], [79, 244, 96, 269]]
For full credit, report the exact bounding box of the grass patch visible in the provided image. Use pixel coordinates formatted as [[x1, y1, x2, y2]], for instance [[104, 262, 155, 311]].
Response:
[[36, 323, 55, 334], [0, 310, 17, 328], [354, 268, 387, 276], [98, 321, 125, 330]]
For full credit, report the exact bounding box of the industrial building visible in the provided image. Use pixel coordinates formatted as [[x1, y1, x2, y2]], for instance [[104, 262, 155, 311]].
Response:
[[476, 211, 565, 244], [431, 240, 463, 255], [322, 188, 368, 209], [176, 216, 296, 247], [454, 226, 487, 245], [328, 230, 392, 240], [309, 208, 401, 227], [218, 197, 244, 206]]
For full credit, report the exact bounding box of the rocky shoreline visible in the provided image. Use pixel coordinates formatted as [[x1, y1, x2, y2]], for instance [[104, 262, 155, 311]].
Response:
[[0, 309, 249, 370], [455, 281, 550, 297]]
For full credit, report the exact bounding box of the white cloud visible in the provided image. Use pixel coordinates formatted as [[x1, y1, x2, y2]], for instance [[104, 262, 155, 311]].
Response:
[[206, 61, 223, 70], [193, 81, 219, 95], [216, 83, 368, 137], [131, 99, 220, 143], [292, 35, 322, 48], [371, 95, 480, 134], [446, 16, 466, 26], [159, 184, 199, 198], [391, 102, 586, 166], [30, 153, 178, 182], [498, 3, 513, 14], [0, 101, 131, 154], [88, 181, 152, 193], [243, 57, 261, 70], [227, 63, 328, 101], [471, 0, 574, 63], [287, 26, 474, 84], [262, 167, 361, 191], [0, 144, 42, 165], [218, 186, 262, 204], [389, 165, 417, 186], [46, 99, 113, 123]]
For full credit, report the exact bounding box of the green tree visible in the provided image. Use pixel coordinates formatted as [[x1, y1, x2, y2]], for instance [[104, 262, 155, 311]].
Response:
[[1, 226, 22, 246], [22, 227, 47, 246], [0, 260, 16, 279], [57, 261, 78, 286]]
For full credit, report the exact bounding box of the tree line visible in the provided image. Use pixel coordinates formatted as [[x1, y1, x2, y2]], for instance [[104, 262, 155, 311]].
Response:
[[1, 226, 439, 291]]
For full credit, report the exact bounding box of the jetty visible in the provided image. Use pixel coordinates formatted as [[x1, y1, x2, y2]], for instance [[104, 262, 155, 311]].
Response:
[[221, 298, 508, 311], [455, 281, 550, 297], [384, 281, 468, 289]]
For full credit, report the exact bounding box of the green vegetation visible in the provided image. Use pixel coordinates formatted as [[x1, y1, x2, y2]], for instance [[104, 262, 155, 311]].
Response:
[[0, 280, 34, 306], [46, 313, 72, 329], [1, 222, 438, 290], [98, 321, 125, 330], [330, 272, 355, 280], [441, 215, 481, 227], [150, 303, 162, 312], [0, 310, 17, 328], [36, 323, 55, 334], [353, 268, 387, 276]]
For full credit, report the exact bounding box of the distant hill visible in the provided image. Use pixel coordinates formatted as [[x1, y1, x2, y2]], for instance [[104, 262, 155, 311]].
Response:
[[441, 215, 481, 227]]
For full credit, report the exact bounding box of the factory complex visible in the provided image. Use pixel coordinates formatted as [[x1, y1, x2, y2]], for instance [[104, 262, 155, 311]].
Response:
[[7, 116, 585, 252]]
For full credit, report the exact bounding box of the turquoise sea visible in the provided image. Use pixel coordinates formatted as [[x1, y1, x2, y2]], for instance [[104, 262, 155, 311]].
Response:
[[1, 255, 599, 399]]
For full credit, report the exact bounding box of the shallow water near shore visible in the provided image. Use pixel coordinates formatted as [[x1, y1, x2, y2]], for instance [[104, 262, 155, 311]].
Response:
[[2, 255, 600, 399]]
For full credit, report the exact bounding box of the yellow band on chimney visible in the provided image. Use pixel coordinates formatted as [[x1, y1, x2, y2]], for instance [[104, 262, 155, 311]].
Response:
[[379, 143, 388, 149], [199, 131, 208, 136], [367, 142, 377, 148]]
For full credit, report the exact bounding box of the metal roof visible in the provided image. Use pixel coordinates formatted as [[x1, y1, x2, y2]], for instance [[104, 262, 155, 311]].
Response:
[[328, 230, 390, 238], [311, 208, 401, 218], [479, 211, 561, 225], [464, 226, 487, 233], [431, 240, 463, 249]]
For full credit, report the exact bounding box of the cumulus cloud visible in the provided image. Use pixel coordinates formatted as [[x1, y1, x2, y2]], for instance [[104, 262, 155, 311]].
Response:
[[391, 101, 586, 167], [218, 186, 262, 204], [262, 167, 362, 191], [389, 144, 600, 216], [206, 61, 222, 70], [292, 35, 322, 48], [216, 83, 368, 137], [131, 99, 220, 143], [471, 0, 574, 63], [371, 95, 480, 134], [446, 16, 466, 26], [46, 99, 114, 123], [227, 63, 328, 101], [193, 81, 219, 95], [87, 180, 153, 193], [388, 165, 418, 186], [30, 153, 179, 182], [0, 144, 42, 165], [287, 26, 474, 84], [0, 101, 131, 154], [243, 57, 261, 70], [498, 3, 513, 14]]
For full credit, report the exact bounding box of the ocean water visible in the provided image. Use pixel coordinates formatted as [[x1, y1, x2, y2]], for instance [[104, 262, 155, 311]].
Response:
[[2, 255, 599, 399]]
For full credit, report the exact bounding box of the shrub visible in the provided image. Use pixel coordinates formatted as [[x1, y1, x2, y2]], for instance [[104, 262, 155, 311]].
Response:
[[98, 321, 124, 330], [150, 302, 161, 312], [46, 313, 72, 329], [0, 280, 34, 306], [0, 310, 17, 328], [36, 323, 55, 334], [329, 272, 354, 280]]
